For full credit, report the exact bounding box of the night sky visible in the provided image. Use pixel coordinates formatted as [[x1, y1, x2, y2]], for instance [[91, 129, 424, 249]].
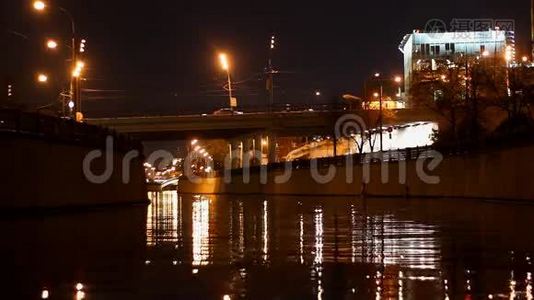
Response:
[[2, 0, 531, 117]]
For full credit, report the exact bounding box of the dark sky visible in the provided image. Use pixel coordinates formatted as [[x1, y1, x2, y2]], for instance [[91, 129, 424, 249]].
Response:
[[2, 0, 531, 116]]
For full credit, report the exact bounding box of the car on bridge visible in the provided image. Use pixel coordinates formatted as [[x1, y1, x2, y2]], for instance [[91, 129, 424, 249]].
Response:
[[213, 108, 244, 115]]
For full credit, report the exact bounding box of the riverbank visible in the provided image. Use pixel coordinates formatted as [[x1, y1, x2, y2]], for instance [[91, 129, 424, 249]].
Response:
[[179, 144, 534, 201], [0, 110, 148, 211]]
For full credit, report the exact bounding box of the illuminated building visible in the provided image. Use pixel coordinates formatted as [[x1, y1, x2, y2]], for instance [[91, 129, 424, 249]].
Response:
[[399, 29, 515, 100]]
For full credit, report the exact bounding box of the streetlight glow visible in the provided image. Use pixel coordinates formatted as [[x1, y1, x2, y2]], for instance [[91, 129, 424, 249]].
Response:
[[315, 91, 321, 96], [72, 61, 85, 77], [374, 73, 380, 78], [505, 46, 513, 62], [394, 76, 402, 83], [46, 39, 58, 49], [33, 1, 46, 11], [218, 52, 234, 110], [219, 53, 229, 71], [37, 73, 48, 83]]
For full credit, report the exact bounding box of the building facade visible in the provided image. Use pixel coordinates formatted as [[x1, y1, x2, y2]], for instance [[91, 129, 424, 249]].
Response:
[[399, 30, 515, 100]]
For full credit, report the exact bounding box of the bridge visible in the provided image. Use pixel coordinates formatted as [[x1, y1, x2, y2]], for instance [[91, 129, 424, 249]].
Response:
[[85, 109, 437, 141], [86, 109, 439, 167]]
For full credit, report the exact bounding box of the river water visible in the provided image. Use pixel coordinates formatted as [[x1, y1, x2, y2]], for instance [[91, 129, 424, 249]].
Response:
[[2, 192, 534, 299]]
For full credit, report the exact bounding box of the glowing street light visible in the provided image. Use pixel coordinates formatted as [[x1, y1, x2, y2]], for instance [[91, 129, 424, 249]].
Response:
[[374, 72, 381, 78], [219, 53, 229, 71], [41, 289, 49, 299], [270, 35, 276, 49], [373, 92, 379, 98], [522, 56, 529, 63], [68, 100, 74, 113], [33, 1, 46, 11], [218, 52, 233, 110], [32, 0, 81, 117], [505, 46, 513, 63], [394, 76, 402, 83], [46, 39, 58, 49], [79, 39, 86, 53], [315, 91, 321, 96], [482, 50, 490, 57], [72, 61, 85, 78], [37, 73, 48, 83]]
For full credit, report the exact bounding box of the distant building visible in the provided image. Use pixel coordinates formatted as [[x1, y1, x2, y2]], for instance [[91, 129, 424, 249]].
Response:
[[399, 29, 515, 100]]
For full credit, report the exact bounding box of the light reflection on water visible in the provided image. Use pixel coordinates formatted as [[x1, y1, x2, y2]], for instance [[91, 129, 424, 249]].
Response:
[[4, 192, 534, 299], [141, 192, 534, 299]]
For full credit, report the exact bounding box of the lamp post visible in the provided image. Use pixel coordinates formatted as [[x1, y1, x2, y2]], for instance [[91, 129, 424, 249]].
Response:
[[33, 1, 80, 118], [46, 39, 58, 49], [37, 73, 48, 83], [371, 73, 403, 152], [219, 53, 233, 111]]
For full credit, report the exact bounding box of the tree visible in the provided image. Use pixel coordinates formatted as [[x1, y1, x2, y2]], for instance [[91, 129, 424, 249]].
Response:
[[410, 67, 467, 144]]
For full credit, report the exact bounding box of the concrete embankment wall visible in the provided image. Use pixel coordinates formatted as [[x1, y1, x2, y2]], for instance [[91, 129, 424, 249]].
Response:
[[1, 134, 147, 210], [179, 145, 534, 201]]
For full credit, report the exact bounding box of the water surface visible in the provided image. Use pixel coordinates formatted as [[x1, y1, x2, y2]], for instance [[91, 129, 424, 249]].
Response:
[[2, 193, 534, 299]]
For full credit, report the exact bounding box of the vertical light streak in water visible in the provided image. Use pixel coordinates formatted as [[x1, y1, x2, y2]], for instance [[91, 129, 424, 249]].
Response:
[[168, 192, 178, 242], [444, 279, 449, 300], [192, 196, 210, 266], [527, 272, 533, 300], [146, 191, 179, 246], [146, 192, 156, 246], [509, 270, 517, 300], [262, 200, 269, 262], [351, 204, 357, 263], [238, 201, 244, 259], [313, 207, 324, 300], [398, 271, 404, 300], [375, 270, 382, 300], [299, 212, 304, 264], [177, 196, 183, 247]]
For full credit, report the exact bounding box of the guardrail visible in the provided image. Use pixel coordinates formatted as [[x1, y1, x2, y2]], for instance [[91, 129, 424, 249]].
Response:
[[214, 146, 440, 177], [0, 109, 142, 152]]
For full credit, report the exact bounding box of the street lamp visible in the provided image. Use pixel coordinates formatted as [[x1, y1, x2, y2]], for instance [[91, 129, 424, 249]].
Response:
[[72, 60, 84, 78], [37, 73, 48, 83], [33, 1, 45, 10], [46, 39, 58, 49], [219, 53, 233, 111], [372, 73, 400, 152], [33, 1, 80, 117]]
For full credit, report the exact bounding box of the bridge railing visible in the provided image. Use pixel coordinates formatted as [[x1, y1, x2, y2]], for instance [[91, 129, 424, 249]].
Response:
[[0, 109, 142, 152], [215, 146, 440, 177]]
